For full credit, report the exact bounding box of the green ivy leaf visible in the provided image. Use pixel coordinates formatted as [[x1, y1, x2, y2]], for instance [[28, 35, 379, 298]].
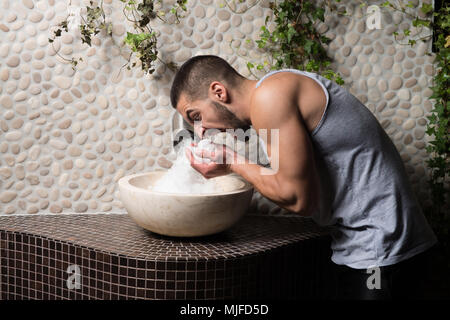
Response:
[[421, 3, 433, 14]]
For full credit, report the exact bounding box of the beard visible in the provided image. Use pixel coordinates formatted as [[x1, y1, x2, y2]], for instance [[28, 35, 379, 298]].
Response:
[[211, 101, 250, 131]]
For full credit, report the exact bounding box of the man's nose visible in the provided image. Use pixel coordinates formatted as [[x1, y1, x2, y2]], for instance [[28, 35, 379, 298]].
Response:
[[194, 125, 205, 139]]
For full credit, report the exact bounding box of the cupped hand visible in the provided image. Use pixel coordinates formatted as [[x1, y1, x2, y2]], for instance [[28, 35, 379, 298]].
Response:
[[185, 142, 233, 179]]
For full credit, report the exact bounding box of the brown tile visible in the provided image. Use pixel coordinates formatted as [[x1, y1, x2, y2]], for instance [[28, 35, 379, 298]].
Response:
[[0, 214, 331, 300]]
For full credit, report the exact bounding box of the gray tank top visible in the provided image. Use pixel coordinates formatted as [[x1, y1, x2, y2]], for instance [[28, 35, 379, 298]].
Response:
[[255, 69, 437, 269]]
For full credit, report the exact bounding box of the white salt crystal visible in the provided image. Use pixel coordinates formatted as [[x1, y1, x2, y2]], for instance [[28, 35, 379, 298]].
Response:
[[150, 139, 223, 194]]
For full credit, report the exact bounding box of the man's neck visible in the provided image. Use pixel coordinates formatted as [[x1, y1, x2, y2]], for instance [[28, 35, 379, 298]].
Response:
[[233, 78, 258, 124]]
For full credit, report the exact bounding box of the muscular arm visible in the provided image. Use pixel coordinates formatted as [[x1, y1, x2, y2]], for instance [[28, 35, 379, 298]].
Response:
[[230, 85, 320, 216]]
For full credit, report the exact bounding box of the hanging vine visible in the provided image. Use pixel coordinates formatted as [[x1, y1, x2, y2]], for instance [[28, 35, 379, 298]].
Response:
[[48, 0, 187, 74], [244, 0, 344, 85]]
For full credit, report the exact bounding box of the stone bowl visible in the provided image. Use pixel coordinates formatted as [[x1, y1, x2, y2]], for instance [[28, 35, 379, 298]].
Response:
[[118, 171, 254, 237]]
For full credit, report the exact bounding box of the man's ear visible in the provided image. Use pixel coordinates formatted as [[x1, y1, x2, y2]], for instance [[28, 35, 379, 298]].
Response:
[[209, 81, 228, 102]]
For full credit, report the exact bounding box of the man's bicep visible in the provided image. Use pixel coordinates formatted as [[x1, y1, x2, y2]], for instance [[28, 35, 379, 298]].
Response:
[[253, 95, 314, 173], [251, 91, 319, 214], [256, 108, 318, 214]]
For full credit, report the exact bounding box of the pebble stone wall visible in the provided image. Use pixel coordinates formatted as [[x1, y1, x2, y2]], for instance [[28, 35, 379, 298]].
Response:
[[0, 0, 436, 215]]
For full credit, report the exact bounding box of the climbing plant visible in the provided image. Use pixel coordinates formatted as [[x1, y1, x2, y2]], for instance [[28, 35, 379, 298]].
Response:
[[424, 1, 449, 257], [245, 0, 344, 85], [367, 0, 449, 260], [48, 0, 187, 73]]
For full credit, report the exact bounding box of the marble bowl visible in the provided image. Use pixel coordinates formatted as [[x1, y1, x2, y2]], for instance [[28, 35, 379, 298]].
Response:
[[118, 171, 254, 237]]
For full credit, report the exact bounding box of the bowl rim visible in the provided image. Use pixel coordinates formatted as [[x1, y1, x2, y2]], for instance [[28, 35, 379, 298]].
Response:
[[118, 171, 254, 197]]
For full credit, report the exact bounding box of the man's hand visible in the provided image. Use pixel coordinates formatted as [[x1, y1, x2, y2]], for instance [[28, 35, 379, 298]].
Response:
[[185, 142, 234, 179]]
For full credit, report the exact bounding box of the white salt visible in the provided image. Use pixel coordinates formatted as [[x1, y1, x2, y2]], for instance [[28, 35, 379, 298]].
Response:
[[150, 139, 223, 194]]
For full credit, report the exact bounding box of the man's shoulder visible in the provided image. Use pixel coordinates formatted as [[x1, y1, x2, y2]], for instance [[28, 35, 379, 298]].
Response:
[[250, 73, 299, 109], [249, 75, 302, 129]]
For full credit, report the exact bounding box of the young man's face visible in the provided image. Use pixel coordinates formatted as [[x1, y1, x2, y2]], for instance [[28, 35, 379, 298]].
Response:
[[177, 94, 249, 138]]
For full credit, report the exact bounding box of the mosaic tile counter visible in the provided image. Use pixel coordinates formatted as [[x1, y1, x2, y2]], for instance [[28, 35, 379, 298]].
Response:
[[0, 213, 332, 300]]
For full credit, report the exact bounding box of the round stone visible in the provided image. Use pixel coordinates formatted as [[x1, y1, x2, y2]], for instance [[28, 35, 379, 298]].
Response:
[[0, 69, 9, 81], [396, 109, 409, 118], [407, 50, 416, 58], [404, 60, 414, 69], [400, 102, 411, 109], [0, 168, 12, 179], [4, 206, 16, 214], [6, 131, 22, 141], [205, 6, 216, 18], [106, 116, 118, 129], [97, 95, 108, 109], [402, 119, 415, 130], [232, 15, 242, 27], [137, 122, 149, 135], [368, 89, 381, 101], [414, 128, 425, 140], [29, 12, 43, 23], [398, 89, 410, 101], [219, 22, 231, 33], [393, 63, 402, 74], [241, 22, 252, 34], [387, 46, 396, 55], [411, 95, 422, 105], [15, 166, 25, 180], [175, 49, 191, 62], [351, 66, 361, 79], [0, 23, 10, 32], [75, 159, 85, 169], [424, 64, 434, 76], [378, 79, 388, 92], [217, 10, 231, 21], [55, 76, 72, 89], [0, 95, 13, 108], [356, 20, 365, 33], [132, 148, 148, 158], [374, 42, 384, 54], [4, 110, 14, 120], [27, 206, 39, 214], [96, 142, 106, 154], [194, 6, 205, 18], [75, 203, 88, 213], [410, 106, 424, 118], [112, 24, 125, 36], [390, 77, 403, 90], [362, 64, 372, 76], [405, 78, 417, 88], [109, 142, 121, 153], [158, 157, 173, 169], [0, 191, 17, 203], [84, 70, 95, 80], [342, 46, 351, 57], [182, 40, 196, 48], [404, 134, 413, 145], [345, 33, 360, 46], [50, 204, 62, 213], [22, 0, 34, 9], [57, 119, 71, 130], [127, 88, 138, 100], [382, 56, 394, 69], [68, 145, 82, 157], [395, 51, 405, 62], [6, 56, 20, 67], [369, 54, 379, 64]]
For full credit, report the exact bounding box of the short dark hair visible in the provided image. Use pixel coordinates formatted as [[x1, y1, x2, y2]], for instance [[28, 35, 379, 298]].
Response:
[[170, 55, 244, 108]]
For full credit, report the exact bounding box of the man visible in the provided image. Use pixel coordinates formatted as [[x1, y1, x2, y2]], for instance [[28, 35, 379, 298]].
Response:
[[170, 55, 438, 299]]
